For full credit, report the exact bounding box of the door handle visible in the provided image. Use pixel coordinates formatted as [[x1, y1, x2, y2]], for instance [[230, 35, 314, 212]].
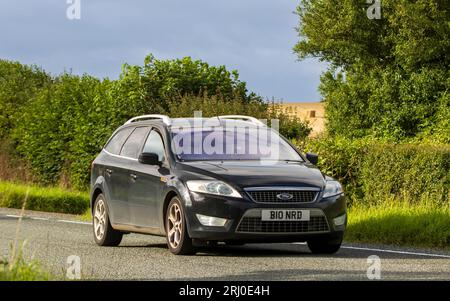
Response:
[[130, 173, 138, 180], [106, 168, 113, 175]]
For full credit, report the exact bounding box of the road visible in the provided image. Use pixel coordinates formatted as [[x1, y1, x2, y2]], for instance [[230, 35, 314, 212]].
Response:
[[1, 208, 449, 280]]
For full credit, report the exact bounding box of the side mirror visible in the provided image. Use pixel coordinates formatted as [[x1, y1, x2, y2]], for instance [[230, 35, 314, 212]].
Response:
[[139, 152, 161, 166], [306, 152, 318, 165]]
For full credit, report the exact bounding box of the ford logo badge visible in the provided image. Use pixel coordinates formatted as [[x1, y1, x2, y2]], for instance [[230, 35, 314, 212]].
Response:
[[276, 193, 293, 200]]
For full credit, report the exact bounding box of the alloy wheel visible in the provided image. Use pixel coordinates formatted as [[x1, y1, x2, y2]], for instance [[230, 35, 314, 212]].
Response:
[[167, 202, 183, 249], [94, 198, 106, 240]]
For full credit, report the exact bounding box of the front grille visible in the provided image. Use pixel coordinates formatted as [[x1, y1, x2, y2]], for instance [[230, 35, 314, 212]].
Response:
[[236, 216, 329, 233], [246, 190, 317, 203]]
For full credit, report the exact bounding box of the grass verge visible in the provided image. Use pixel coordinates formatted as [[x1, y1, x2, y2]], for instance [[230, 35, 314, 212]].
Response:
[[0, 254, 52, 281], [346, 203, 450, 250], [79, 208, 92, 222], [0, 181, 89, 214]]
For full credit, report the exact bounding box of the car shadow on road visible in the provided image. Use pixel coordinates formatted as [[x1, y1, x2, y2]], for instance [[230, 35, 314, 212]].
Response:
[[119, 243, 168, 250], [196, 244, 314, 257], [116, 242, 448, 259], [153, 268, 450, 281], [117, 242, 315, 257], [198, 244, 450, 259]]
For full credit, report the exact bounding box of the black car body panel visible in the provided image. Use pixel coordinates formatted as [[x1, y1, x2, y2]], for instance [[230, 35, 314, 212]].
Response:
[[178, 161, 325, 188], [90, 117, 347, 246]]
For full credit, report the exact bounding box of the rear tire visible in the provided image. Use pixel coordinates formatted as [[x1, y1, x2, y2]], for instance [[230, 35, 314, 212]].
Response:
[[165, 197, 195, 255], [307, 237, 342, 254], [93, 194, 123, 246]]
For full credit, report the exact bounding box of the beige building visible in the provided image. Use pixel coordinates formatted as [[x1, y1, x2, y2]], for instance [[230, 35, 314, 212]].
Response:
[[279, 102, 325, 137]]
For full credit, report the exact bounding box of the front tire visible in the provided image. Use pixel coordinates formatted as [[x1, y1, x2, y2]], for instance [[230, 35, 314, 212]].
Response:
[[165, 197, 195, 255], [93, 194, 123, 246]]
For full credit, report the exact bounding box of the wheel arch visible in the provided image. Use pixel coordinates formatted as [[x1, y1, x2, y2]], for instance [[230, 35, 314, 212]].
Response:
[[161, 188, 193, 236], [91, 187, 103, 209], [162, 190, 179, 225]]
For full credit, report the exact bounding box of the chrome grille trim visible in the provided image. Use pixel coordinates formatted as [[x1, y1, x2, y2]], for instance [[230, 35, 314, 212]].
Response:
[[244, 187, 320, 204]]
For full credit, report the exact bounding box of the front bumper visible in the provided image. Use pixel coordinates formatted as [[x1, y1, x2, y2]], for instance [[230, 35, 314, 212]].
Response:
[[183, 191, 347, 243]]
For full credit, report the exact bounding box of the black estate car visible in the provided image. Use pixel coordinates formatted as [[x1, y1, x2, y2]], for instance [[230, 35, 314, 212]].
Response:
[[90, 115, 347, 255]]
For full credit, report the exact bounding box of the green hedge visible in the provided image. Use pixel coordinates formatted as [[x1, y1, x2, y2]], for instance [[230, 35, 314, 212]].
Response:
[[360, 144, 449, 207], [0, 181, 89, 214], [302, 137, 450, 207], [0, 60, 51, 139]]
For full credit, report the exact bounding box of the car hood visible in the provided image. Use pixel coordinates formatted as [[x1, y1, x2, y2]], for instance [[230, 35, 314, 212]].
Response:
[[178, 161, 326, 189]]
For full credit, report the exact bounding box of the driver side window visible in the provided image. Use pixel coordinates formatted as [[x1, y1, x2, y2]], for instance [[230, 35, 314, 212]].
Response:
[[143, 130, 166, 162]]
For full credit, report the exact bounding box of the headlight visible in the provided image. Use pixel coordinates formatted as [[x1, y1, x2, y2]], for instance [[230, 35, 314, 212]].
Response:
[[186, 180, 242, 198], [322, 180, 343, 198]]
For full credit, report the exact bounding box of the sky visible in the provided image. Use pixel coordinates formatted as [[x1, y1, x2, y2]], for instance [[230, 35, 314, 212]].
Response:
[[0, 0, 328, 102]]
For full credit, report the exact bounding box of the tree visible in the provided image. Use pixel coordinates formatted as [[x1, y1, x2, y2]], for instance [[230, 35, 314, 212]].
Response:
[[294, 0, 450, 140], [0, 60, 51, 138], [116, 54, 259, 114], [12, 74, 114, 187]]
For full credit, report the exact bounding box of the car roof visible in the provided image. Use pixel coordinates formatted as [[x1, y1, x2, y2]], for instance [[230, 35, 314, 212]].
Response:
[[123, 118, 266, 129]]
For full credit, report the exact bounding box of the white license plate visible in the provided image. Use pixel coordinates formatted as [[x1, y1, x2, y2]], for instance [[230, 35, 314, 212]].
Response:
[[261, 209, 310, 221]]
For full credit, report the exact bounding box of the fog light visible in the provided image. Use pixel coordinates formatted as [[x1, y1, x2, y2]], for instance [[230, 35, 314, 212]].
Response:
[[333, 213, 346, 226], [196, 214, 228, 227]]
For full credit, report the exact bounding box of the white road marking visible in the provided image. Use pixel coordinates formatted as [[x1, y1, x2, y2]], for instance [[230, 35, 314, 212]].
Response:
[[30, 216, 49, 221], [340, 245, 450, 258], [3, 213, 90, 225], [57, 219, 91, 225], [292, 242, 450, 258]]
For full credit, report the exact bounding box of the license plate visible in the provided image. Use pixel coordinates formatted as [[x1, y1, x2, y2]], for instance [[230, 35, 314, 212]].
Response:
[[261, 209, 310, 221]]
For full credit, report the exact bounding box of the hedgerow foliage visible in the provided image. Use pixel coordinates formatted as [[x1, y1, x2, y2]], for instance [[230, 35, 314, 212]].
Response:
[[302, 137, 450, 207], [1, 56, 310, 189], [0, 181, 89, 214], [0, 60, 51, 138]]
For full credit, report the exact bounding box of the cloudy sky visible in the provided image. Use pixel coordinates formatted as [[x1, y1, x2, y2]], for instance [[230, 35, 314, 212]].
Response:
[[0, 0, 327, 102]]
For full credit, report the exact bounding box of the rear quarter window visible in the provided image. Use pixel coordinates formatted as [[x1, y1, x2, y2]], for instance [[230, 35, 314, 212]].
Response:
[[120, 127, 149, 158], [104, 127, 134, 155]]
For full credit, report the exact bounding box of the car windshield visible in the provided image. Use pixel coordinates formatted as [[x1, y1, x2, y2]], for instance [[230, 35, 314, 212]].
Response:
[[170, 127, 303, 162]]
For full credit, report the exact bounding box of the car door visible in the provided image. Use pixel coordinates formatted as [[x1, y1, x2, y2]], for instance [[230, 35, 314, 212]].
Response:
[[128, 129, 168, 228], [102, 126, 134, 225], [117, 126, 150, 225]]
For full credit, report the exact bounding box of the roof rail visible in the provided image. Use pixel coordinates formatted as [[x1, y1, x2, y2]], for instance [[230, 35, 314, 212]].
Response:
[[218, 115, 266, 126], [124, 114, 171, 125]]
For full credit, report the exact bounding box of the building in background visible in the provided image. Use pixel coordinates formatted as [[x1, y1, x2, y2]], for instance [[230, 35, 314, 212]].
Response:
[[279, 102, 325, 137]]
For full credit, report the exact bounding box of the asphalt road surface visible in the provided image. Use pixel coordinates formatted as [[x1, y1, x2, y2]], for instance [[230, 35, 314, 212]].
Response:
[[1, 208, 449, 280]]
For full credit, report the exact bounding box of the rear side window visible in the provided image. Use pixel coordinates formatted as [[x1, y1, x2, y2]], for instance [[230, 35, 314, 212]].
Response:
[[104, 127, 134, 155], [120, 127, 149, 158]]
